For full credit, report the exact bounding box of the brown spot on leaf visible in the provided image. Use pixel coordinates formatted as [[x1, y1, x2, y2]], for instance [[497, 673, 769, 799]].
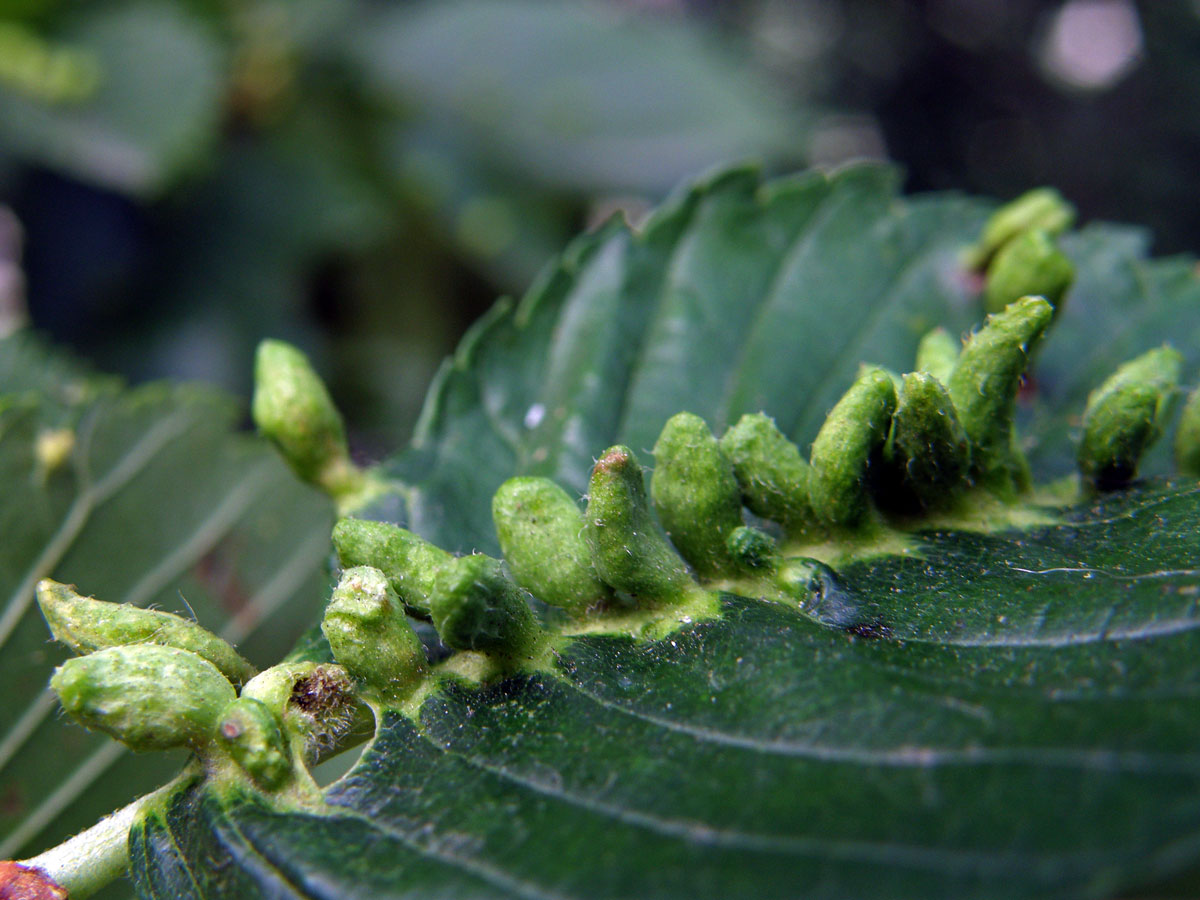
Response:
[[290, 666, 352, 715], [0, 861, 67, 899]]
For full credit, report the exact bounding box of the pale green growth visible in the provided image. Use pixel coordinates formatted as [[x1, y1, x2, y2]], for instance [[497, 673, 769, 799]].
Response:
[[915, 327, 959, 385], [215, 696, 292, 789], [1079, 346, 1182, 488], [984, 229, 1075, 315], [1175, 386, 1200, 477], [37, 579, 256, 686], [947, 296, 1053, 490], [35, 427, 74, 475], [492, 477, 614, 616], [651, 412, 744, 576], [889, 372, 971, 508], [50, 644, 235, 752], [719, 413, 815, 533], [964, 187, 1075, 270], [322, 566, 426, 702], [725, 526, 778, 571], [252, 339, 363, 499], [809, 367, 897, 528], [332, 517, 452, 617], [430, 555, 540, 657], [584, 446, 693, 602], [0, 22, 103, 105]]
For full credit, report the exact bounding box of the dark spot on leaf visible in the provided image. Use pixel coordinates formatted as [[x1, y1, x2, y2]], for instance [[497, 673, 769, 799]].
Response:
[[846, 620, 893, 640]]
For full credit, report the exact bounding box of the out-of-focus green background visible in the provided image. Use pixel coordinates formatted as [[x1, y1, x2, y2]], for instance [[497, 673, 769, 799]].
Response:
[[1, 0, 1196, 455]]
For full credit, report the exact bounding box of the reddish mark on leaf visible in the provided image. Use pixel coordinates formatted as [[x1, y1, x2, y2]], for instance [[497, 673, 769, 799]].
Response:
[[1018, 372, 1039, 403], [194, 544, 252, 618], [0, 785, 23, 818], [0, 861, 67, 899], [958, 267, 986, 292]]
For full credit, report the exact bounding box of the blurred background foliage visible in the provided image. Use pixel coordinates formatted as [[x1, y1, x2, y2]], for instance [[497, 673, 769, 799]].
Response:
[[0, 0, 1197, 456]]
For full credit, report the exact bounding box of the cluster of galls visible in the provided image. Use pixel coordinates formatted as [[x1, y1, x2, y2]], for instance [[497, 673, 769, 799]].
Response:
[[36, 187, 1200, 795], [37, 580, 359, 793]]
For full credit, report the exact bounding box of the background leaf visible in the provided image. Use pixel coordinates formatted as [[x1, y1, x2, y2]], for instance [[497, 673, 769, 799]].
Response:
[[0, 333, 333, 864], [352, 0, 803, 196], [127, 166, 1200, 898], [0, 2, 224, 195]]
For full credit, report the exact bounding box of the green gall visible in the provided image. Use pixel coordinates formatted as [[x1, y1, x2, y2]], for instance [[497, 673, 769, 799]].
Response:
[[252, 339, 361, 499], [50, 644, 235, 752], [216, 696, 292, 789], [887, 372, 971, 509], [651, 412, 744, 576], [725, 526, 778, 570], [323, 567, 426, 703], [1078, 346, 1182, 489], [332, 517, 452, 617], [492, 477, 614, 616], [809, 367, 897, 529], [984, 229, 1075, 315], [964, 187, 1075, 270], [719, 413, 815, 533], [915, 328, 959, 385], [1175, 385, 1200, 478], [584, 446, 693, 603], [947, 296, 1053, 490], [429, 555, 540, 657], [36, 579, 256, 686]]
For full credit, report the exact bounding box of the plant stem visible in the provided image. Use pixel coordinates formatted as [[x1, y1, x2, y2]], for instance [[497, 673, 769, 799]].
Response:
[[19, 777, 181, 898]]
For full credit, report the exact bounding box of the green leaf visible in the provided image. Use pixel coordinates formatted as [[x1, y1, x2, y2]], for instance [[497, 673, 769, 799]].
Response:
[[352, 0, 802, 195], [0, 2, 223, 195], [0, 333, 333, 861], [134, 483, 1200, 899], [122, 165, 1200, 896]]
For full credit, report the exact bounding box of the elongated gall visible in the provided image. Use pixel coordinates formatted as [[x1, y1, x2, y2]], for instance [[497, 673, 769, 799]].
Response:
[[720, 413, 815, 533], [430, 555, 540, 657], [984, 228, 1075, 315], [1175, 385, 1200, 477], [1079, 346, 1181, 489], [809, 367, 897, 528], [888, 372, 970, 508], [915, 328, 959, 385], [323, 566, 426, 702], [332, 518, 452, 617], [36, 579, 255, 685], [965, 187, 1075, 270], [493, 477, 613, 615], [651, 412, 744, 576], [252, 339, 359, 497], [584, 446, 692, 602], [947, 296, 1053, 490], [50, 644, 235, 752]]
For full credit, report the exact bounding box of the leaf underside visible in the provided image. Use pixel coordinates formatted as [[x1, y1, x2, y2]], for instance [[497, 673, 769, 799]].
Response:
[[0, 334, 333, 861], [119, 165, 1200, 897]]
